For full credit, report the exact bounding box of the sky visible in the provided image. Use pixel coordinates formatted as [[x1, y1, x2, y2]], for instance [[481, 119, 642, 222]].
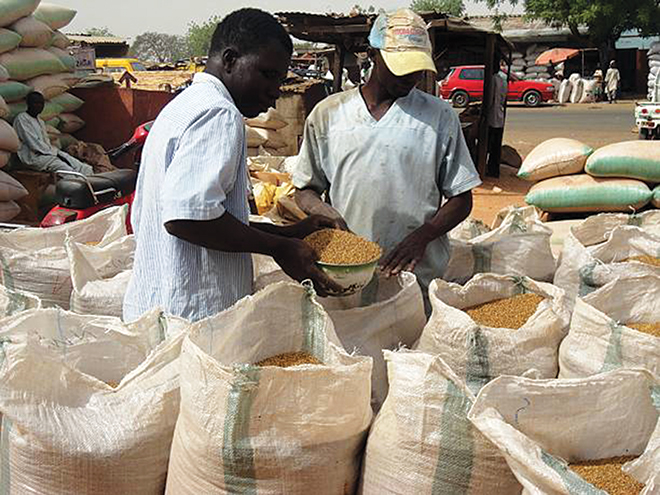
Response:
[[57, 0, 521, 40]]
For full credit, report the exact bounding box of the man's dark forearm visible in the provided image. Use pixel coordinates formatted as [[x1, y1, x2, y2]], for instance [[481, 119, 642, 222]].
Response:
[[419, 191, 474, 241], [165, 213, 287, 256]]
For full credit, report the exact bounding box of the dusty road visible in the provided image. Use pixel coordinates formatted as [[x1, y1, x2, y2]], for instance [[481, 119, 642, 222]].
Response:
[[471, 100, 640, 224]]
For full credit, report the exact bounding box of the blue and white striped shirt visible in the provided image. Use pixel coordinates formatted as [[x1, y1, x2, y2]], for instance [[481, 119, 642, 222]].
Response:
[[123, 73, 252, 322]]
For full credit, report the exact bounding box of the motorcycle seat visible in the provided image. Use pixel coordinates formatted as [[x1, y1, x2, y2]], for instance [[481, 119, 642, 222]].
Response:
[[55, 169, 138, 209]]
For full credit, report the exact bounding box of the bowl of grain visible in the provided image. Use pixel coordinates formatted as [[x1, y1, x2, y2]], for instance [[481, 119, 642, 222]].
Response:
[[304, 229, 382, 296]]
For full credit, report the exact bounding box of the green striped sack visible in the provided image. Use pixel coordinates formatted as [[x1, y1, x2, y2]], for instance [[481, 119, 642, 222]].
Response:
[[0, 29, 20, 55], [585, 141, 660, 183], [469, 369, 660, 494], [33, 4, 77, 30], [164, 282, 373, 495], [361, 351, 521, 494], [49, 92, 83, 112], [0, 81, 30, 102], [0, 48, 66, 81], [0, 0, 40, 28]]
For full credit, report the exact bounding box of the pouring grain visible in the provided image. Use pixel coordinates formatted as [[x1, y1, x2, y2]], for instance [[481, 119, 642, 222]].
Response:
[[569, 456, 643, 495], [465, 293, 545, 329], [625, 255, 660, 267], [255, 351, 322, 368], [626, 322, 660, 338], [304, 229, 382, 265]]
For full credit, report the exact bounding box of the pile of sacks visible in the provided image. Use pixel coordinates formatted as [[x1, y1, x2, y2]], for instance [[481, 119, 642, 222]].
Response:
[[245, 107, 289, 157], [0, 1, 85, 146], [0, 199, 657, 493], [511, 44, 551, 80], [558, 73, 600, 104], [0, 118, 26, 220], [649, 41, 660, 102], [520, 137, 660, 213]]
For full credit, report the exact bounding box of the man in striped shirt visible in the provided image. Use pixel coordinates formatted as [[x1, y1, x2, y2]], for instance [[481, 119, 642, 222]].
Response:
[[124, 9, 340, 322]]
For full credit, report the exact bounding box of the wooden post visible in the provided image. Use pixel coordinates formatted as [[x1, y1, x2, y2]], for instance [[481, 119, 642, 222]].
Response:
[[477, 34, 496, 177], [332, 45, 345, 94]]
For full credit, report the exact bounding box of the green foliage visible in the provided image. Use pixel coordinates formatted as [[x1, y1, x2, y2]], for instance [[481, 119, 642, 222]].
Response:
[[350, 4, 377, 14], [130, 32, 190, 63], [84, 27, 115, 37], [410, 0, 465, 16], [186, 15, 221, 57]]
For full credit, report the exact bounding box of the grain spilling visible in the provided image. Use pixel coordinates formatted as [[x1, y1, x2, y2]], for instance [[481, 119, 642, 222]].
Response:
[[569, 456, 643, 495], [255, 351, 322, 368], [466, 293, 545, 329], [625, 255, 660, 267], [305, 229, 382, 265], [626, 322, 660, 338]]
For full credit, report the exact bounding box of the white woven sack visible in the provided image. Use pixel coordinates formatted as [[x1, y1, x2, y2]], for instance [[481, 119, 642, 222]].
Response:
[[58, 112, 84, 132], [319, 271, 426, 412], [245, 107, 288, 130], [0, 206, 128, 308], [570, 78, 584, 103], [579, 79, 599, 103], [0, 169, 27, 201], [554, 222, 660, 304], [0, 283, 39, 316], [165, 282, 373, 495], [468, 369, 660, 494], [252, 126, 287, 150], [0, 200, 19, 221], [66, 235, 135, 318], [246, 124, 267, 147], [444, 206, 556, 284], [491, 205, 541, 229], [360, 351, 521, 495], [0, 307, 189, 495], [448, 216, 491, 241], [0, 0, 40, 28], [558, 79, 572, 104], [9, 15, 53, 47], [517, 138, 593, 181], [415, 274, 571, 394], [558, 274, 660, 379]]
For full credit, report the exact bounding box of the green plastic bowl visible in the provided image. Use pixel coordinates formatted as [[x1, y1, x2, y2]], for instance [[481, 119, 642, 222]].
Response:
[[317, 259, 379, 296]]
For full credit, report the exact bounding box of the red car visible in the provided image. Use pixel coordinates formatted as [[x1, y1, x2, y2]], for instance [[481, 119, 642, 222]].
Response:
[[438, 65, 556, 108]]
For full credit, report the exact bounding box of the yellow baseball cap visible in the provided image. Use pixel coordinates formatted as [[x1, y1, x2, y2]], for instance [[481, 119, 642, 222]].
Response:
[[368, 9, 436, 76]]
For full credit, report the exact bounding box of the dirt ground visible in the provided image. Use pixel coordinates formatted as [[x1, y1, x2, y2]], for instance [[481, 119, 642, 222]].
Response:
[[470, 100, 639, 224]]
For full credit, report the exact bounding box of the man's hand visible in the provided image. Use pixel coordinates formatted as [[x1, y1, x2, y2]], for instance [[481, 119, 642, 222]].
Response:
[[380, 226, 434, 277], [273, 238, 343, 297], [284, 214, 347, 239], [295, 189, 349, 231]]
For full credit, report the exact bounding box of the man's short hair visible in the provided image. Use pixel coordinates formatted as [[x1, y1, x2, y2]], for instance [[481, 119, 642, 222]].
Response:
[[209, 9, 293, 58], [27, 91, 44, 103]]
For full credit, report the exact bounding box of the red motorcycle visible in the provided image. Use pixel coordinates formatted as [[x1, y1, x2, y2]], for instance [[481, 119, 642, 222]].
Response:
[[39, 121, 153, 231]]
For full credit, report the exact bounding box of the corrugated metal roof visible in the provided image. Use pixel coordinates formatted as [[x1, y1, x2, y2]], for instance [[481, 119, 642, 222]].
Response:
[[66, 34, 128, 45]]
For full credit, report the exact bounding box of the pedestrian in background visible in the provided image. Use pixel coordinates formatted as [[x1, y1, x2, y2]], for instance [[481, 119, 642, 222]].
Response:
[[487, 54, 508, 178], [605, 60, 620, 103]]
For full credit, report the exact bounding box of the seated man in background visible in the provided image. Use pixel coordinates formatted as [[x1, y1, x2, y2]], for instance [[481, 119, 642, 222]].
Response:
[[13, 92, 94, 176]]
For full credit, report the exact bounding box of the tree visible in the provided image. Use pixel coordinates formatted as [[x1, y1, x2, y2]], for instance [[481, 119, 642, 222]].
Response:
[[130, 32, 190, 63], [410, 0, 465, 16], [84, 27, 115, 37], [186, 16, 221, 57], [477, 0, 660, 70]]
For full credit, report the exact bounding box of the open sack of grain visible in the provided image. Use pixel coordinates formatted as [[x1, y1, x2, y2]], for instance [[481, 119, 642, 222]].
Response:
[[0, 307, 189, 494], [468, 368, 660, 494], [444, 206, 556, 284], [165, 282, 373, 494], [415, 274, 571, 393], [559, 273, 660, 379], [585, 141, 660, 184], [360, 351, 521, 495], [526, 174, 653, 213], [554, 213, 660, 303], [0, 205, 128, 308], [65, 234, 134, 318], [517, 138, 593, 182]]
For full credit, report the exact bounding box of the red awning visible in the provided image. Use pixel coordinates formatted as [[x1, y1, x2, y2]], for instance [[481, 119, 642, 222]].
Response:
[[535, 48, 580, 66]]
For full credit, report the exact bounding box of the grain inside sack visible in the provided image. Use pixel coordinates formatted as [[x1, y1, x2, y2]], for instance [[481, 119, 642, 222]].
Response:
[[255, 351, 322, 367], [569, 456, 644, 495], [626, 255, 660, 267], [305, 228, 381, 264], [626, 322, 660, 338], [466, 293, 545, 329]]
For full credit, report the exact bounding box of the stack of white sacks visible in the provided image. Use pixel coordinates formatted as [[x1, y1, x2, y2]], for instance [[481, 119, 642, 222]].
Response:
[[648, 41, 660, 102], [245, 107, 289, 156], [0, 1, 84, 146], [558, 73, 599, 104], [511, 44, 551, 80]]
